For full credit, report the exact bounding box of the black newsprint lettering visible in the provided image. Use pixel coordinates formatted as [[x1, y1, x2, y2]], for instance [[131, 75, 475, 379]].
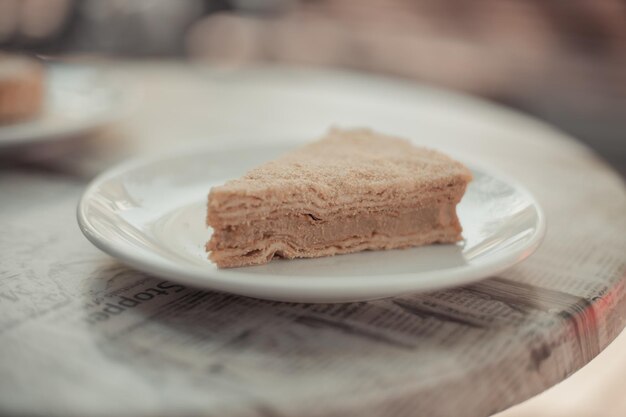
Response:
[[102, 303, 124, 315], [85, 280, 186, 325], [144, 288, 168, 296], [156, 282, 185, 293], [133, 292, 154, 301], [118, 296, 139, 308]]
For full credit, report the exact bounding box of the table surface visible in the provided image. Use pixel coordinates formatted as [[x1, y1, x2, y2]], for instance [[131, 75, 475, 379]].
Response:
[[1, 62, 625, 417]]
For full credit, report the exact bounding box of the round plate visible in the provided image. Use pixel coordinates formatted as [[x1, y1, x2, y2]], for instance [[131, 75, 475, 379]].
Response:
[[77, 144, 545, 303], [0, 65, 124, 148]]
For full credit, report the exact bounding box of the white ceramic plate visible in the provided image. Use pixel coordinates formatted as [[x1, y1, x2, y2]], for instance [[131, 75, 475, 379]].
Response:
[[77, 144, 545, 303], [0, 65, 123, 148]]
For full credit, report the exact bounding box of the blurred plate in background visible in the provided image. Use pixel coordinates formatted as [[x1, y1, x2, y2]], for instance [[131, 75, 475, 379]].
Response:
[[0, 65, 125, 148]]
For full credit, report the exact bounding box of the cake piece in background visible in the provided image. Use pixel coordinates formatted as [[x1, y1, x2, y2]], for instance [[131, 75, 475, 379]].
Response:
[[207, 128, 472, 268], [0, 53, 44, 123]]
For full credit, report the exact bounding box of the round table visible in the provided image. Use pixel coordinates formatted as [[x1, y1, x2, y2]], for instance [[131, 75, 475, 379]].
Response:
[[1, 63, 625, 417]]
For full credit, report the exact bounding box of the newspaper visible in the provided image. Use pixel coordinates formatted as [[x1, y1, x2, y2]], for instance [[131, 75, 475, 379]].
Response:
[[1, 67, 626, 417]]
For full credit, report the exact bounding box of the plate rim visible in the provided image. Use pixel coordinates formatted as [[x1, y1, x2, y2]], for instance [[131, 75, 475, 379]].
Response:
[[77, 143, 546, 302]]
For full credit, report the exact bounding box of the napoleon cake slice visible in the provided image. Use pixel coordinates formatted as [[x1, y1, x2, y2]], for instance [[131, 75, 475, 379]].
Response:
[[206, 128, 472, 268]]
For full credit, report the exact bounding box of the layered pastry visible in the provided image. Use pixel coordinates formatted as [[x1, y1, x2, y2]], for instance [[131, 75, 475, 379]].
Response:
[[0, 53, 44, 123], [206, 128, 472, 268]]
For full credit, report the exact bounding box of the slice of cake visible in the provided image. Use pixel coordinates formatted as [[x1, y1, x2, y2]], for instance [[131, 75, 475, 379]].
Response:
[[0, 53, 44, 123], [207, 128, 472, 268]]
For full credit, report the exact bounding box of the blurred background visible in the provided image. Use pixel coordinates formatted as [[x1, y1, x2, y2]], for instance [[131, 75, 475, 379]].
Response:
[[0, 0, 624, 176]]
